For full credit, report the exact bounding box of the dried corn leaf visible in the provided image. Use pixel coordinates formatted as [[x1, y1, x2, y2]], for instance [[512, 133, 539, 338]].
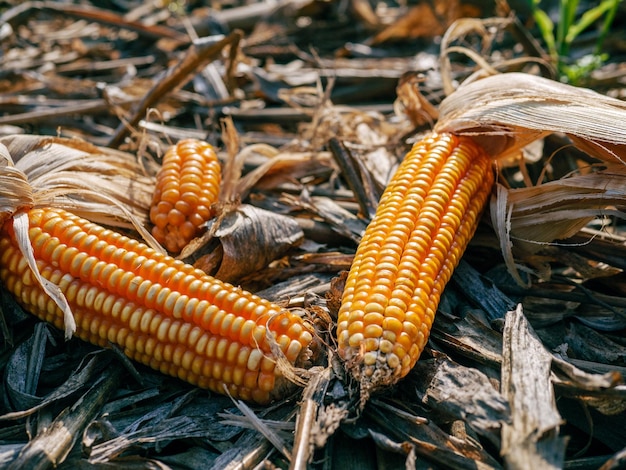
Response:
[[424, 358, 510, 447], [283, 193, 367, 244], [2, 323, 49, 412], [575, 304, 626, 332], [2, 346, 115, 423], [431, 310, 504, 366], [551, 353, 623, 391], [366, 399, 502, 469], [237, 149, 335, 197], [451, 260, 517, 322], [549, 352, 626, 416], [564, 322, 626, 366], [88, 408, 241, 464], [203, 205, 304, 284], [8, 360, 123, 469]]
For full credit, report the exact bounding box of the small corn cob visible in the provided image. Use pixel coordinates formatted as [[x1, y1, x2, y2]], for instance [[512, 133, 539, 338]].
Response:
[[149, 139, 221, 253], [0, 207, 314, 404], [337, 132, 494, 395]]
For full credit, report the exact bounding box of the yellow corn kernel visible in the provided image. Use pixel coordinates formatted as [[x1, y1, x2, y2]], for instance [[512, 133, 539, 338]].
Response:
[[149, 139, 221, 253], [337, 132, 494, 396], [0, 207, 315, 404]]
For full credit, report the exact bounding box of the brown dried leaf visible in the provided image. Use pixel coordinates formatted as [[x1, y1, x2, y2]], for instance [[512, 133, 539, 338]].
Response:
[[394, 73, 439, 128], [204, 205, 304, 284], [326, 271, 348, 320], [371, 0, 481, 44]]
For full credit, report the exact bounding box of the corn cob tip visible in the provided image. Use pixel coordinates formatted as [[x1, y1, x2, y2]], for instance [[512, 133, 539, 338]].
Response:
[[268, 328, 321, 399], [338, 320, 429, 403], [342, 346, 413, 404]]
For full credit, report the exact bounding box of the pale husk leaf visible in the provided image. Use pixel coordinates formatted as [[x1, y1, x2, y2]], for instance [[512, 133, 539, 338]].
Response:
[[0, 135, 155, 228], [436, 72, 626, 164], [12, 211, 77, 339], [500, 164, 626, 241], [491, 165, 626, 284]]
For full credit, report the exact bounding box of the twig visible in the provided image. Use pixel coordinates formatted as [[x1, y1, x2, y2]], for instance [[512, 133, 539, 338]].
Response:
[[0, 1, 188, 44], [328, 138, 378, 220], [290, 366, 332, 470]]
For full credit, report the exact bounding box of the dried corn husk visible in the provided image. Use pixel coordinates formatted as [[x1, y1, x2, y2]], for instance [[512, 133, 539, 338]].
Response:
[[0, 135, 156, 230], [436, 73, 626, 163], [435, 73, 626, 285]]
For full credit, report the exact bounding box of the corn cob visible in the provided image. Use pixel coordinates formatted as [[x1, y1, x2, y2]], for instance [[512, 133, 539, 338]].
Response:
[[0, 207, 314, 404], [337, 132, 494, 395], [149, 139, 221, 253]]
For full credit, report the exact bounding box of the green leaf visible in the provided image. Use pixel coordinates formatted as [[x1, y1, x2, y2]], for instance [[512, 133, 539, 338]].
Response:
[[557, 0, 579, 54], [562, 0, 580, 30], [561, 53, 607, 85], [596, 0, 622, 54], [565, 0, 618, 45]]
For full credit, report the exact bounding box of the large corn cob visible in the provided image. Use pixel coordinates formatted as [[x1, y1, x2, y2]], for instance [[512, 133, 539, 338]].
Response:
[[149, 139, 221, 253], [337, 132, 494, 395], [0, 207, 314, 404]]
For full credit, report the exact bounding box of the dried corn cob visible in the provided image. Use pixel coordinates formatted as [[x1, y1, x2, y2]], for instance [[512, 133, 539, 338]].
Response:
[[337, 132, 494, 396], [150, 139, 221, 253], [0, 207, 314, 404]]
